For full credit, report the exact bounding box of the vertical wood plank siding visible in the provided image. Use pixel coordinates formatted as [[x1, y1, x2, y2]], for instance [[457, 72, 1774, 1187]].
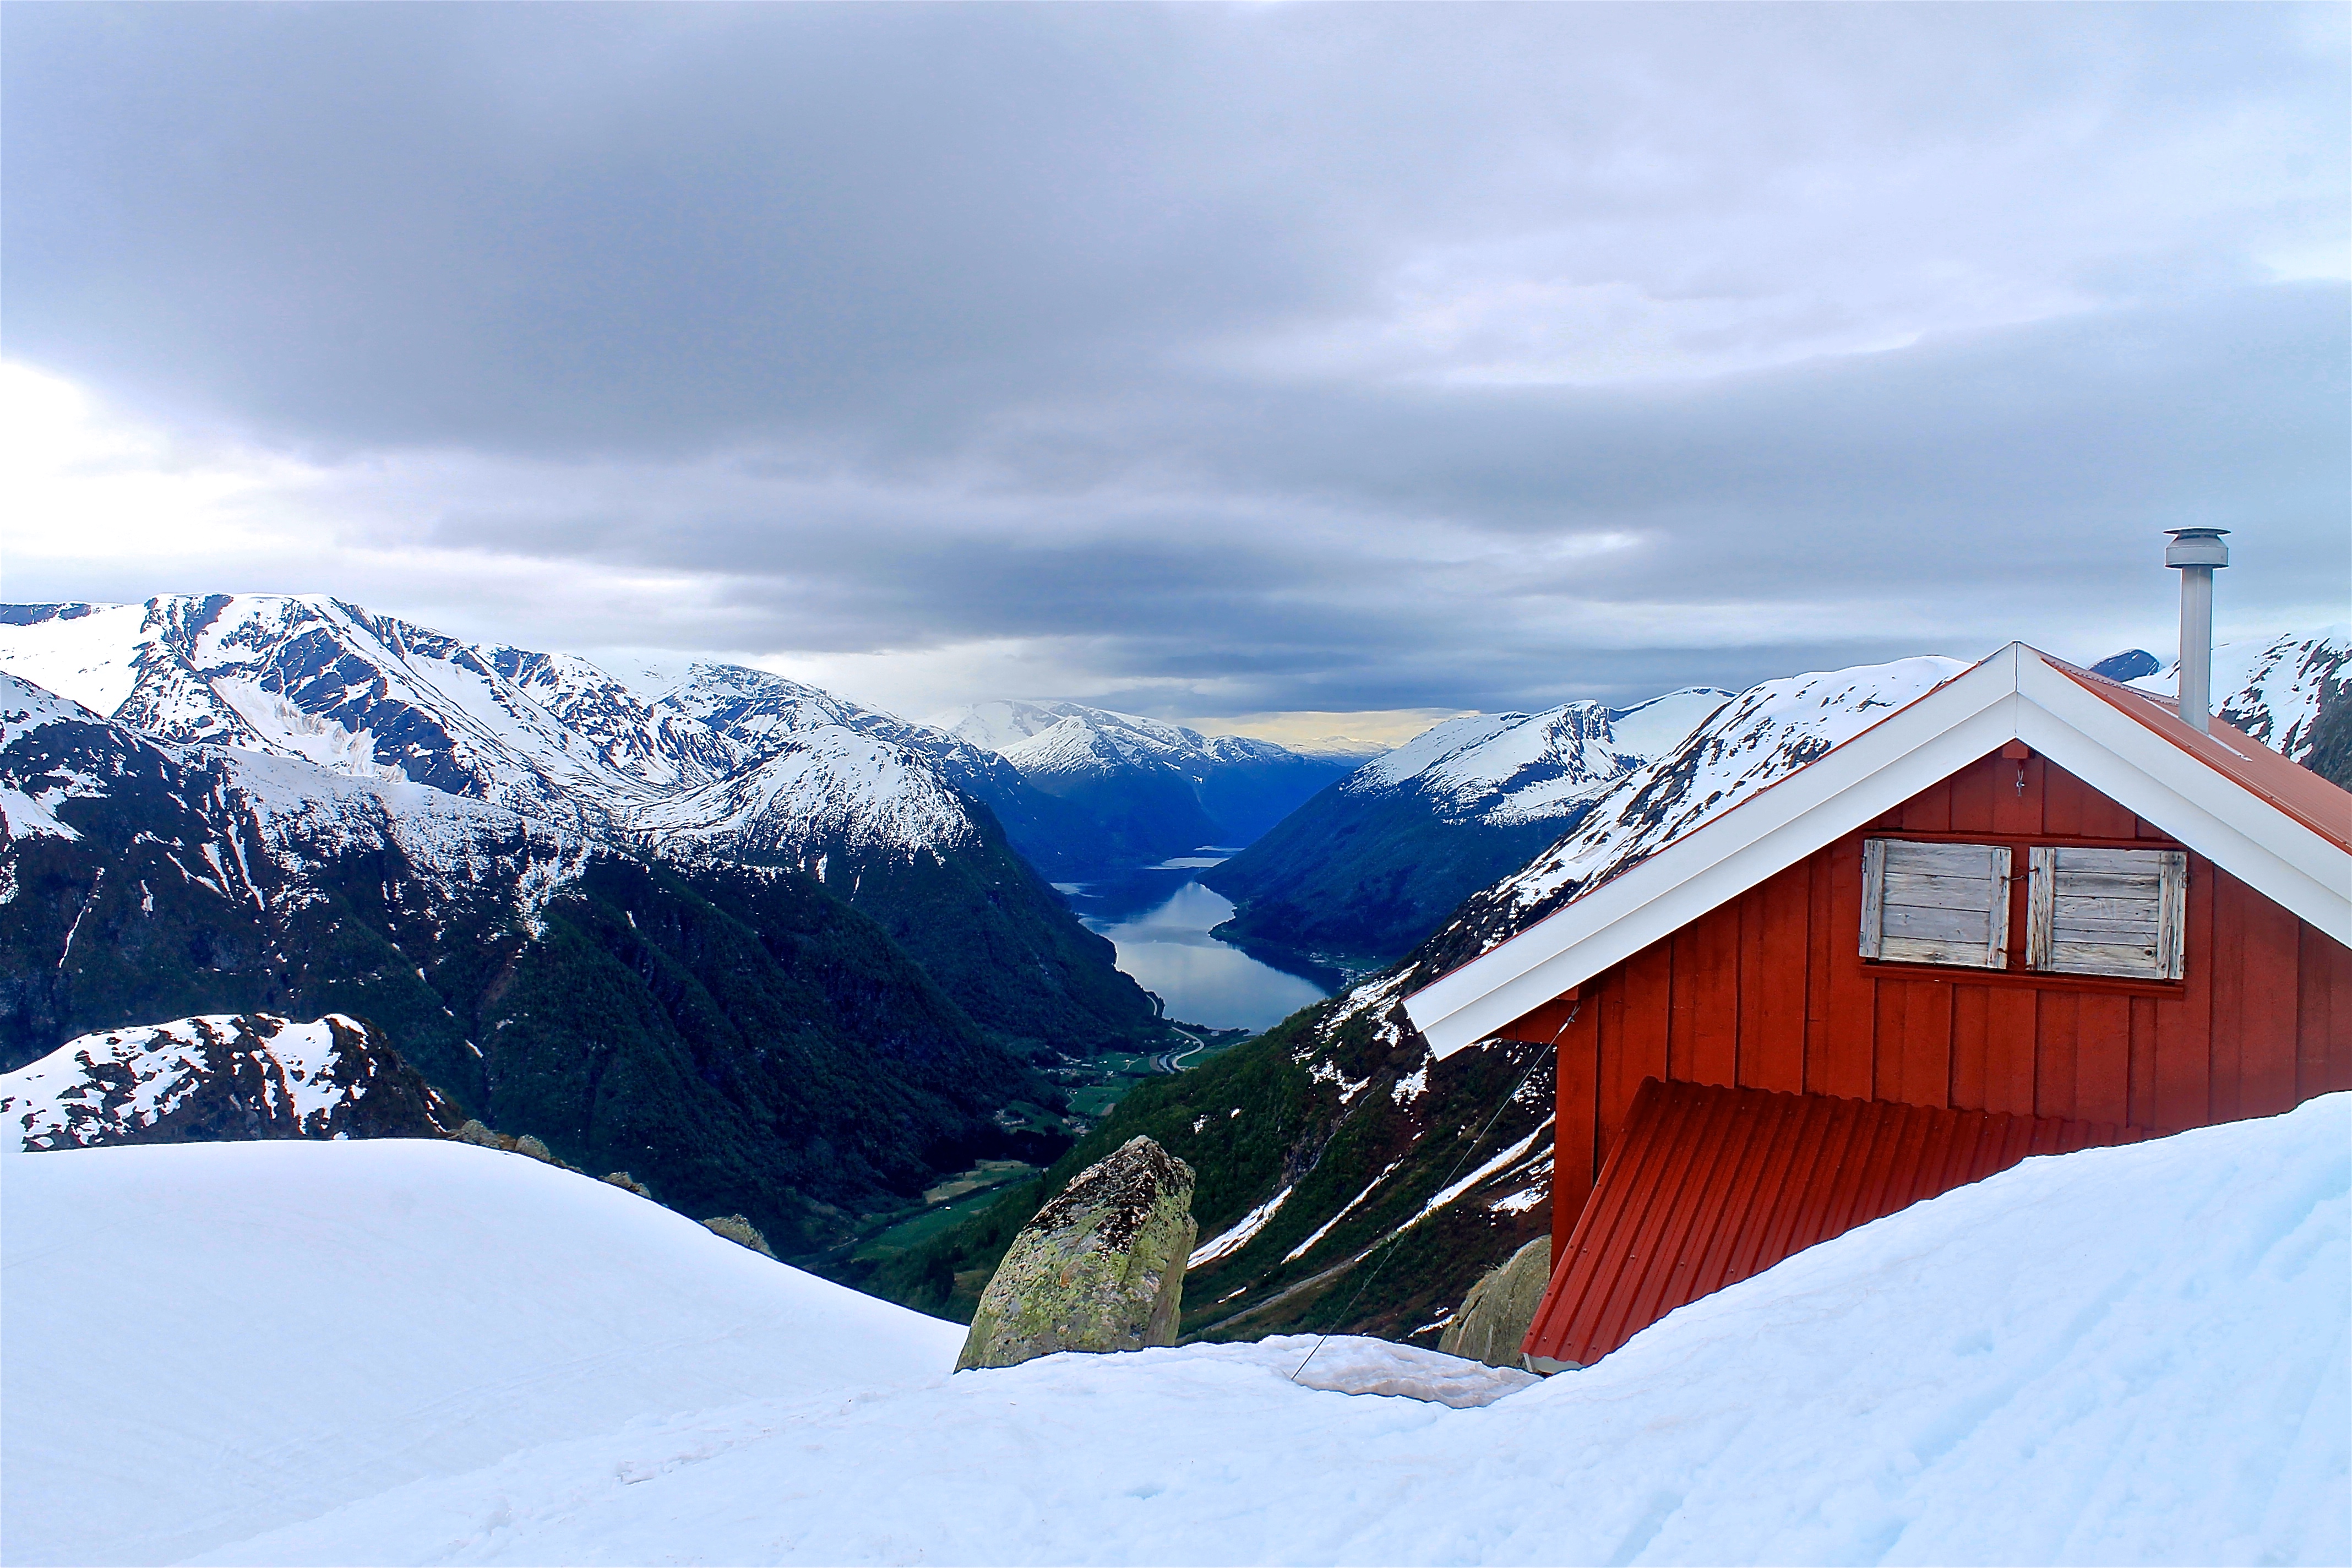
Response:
[[1505, 749, 2352, 1241]]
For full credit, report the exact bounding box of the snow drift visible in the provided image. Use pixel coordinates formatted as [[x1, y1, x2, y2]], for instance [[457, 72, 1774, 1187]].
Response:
[[6, 1095, 2343, 1566], [1, 1138, 962, 1567]]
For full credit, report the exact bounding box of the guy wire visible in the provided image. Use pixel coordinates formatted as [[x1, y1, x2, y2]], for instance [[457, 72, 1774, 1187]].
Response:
[[1288, 997, 1578, 1384]]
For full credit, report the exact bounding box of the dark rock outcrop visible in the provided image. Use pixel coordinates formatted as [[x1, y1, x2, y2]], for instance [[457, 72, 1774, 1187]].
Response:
[[701, 1214, 777, 1258]]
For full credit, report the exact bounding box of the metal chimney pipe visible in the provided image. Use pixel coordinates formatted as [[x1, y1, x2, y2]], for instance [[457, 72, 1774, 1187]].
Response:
[[2164, 527, 2229, 732]]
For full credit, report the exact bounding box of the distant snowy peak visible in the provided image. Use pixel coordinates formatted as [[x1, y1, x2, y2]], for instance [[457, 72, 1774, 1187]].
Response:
[[0, 597, 1010, 864], [998, 715, 1219, 782], [0, 671, 116, 842], [652, 662, 876, 742], [1349, 687, 1734, 829], [942, 700, 1302, 782], [934, 699, 1088, 753], [1495, 657, 1966, 918], [0, 594, 643, 811], [2126, 625, 2349, 764], [1285, 736, 1393, 763], [480, 646, 731, 788], [633, 726, 981, 863], [2, 1012, 460, 1151], [0, 667, 107, 735], [0, 601, 160, 717], [1, 666, 599, 937]]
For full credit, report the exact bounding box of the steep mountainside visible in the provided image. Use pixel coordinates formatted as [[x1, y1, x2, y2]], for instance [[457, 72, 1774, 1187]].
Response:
[[1203, 688, 1732, 973], [0, 597, 1162, 1055], [2, 1012, 459, 1148], [627, 660, 1125, 876], [939, 700, 1355, 866], [0, 673, 1057, 1253]]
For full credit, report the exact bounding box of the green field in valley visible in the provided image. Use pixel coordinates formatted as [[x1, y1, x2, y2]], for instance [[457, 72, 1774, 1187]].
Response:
[[842, 1024, 1260, 1269]]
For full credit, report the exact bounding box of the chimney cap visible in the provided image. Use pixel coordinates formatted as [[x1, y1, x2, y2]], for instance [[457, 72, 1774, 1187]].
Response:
[[2165, 527, 2229, 569]]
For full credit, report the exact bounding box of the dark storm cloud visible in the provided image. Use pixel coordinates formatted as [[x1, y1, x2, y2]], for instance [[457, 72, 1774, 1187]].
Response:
[[398, 283, 2348, 709], [5, 3, 2345, 713]]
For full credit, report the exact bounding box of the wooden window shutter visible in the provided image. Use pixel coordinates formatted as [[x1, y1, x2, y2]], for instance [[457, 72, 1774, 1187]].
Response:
[[2026, 846, 2188, 979], [1859, 839, 2012, 969]]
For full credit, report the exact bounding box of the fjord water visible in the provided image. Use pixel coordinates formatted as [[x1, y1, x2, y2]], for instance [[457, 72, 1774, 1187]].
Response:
[[1066, 862, 1327, 1032]]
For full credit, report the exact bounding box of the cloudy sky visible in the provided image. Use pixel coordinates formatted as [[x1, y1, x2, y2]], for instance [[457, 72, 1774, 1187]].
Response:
[[4, 4, 2345, 737]]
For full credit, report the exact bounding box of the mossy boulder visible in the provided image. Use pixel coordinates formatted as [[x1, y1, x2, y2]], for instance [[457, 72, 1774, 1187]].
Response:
[[1438, 1235, 1552, 1370], [957, 1136, 1196, 1370]]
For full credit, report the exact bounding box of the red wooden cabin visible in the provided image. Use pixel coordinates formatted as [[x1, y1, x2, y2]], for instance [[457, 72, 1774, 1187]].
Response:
[[1403, 644, 2351, 1369]]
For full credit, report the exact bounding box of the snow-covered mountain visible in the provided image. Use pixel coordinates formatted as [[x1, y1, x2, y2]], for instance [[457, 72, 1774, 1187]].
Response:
[[1474, 660, 1963, 934], [2114, 625, 2350, 786], [9, 1093, 2341, 1565], [0, 596, 1162, 1055], [937, 700, 1358, 863], [1203, 687, 1733, 973], [0, 668, 1070, 1250], [0, 596, 992, 845], [2, 1012, 459, 1149], [0, 596, 691, 816], [1347, 687, 1732, 827]]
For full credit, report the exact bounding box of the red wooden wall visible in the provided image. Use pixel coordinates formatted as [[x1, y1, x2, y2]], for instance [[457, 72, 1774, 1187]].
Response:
[[1505, 748, 2352, 1257]]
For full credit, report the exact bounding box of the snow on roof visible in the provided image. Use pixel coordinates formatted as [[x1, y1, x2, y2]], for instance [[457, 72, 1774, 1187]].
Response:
[[1405, 643, 2352, 1058]]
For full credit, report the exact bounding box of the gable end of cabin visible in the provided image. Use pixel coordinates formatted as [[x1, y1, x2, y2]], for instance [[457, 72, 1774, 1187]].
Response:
[[1496, 744, 2351, 1365]]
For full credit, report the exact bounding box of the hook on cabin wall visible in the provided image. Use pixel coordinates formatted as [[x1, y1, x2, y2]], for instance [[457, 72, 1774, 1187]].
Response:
[[2001, 739, 2033, 795]]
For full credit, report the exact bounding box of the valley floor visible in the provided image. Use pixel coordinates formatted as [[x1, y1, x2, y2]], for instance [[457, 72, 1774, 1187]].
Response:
[[4, 1098, 2345, 1567]]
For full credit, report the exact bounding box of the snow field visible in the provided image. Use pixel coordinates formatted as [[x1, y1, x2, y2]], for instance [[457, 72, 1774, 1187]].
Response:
[[0, 1139, 960, 1567], [7, 1097, 2346, 1566]]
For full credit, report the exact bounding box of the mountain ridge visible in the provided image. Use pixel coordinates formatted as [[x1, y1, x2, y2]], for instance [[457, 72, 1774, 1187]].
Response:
[[937, 699, 1358, 865], [2, 1011, 461, 1148], [1201, 686, 1733, 974], [0, 594, 1164, 1057], [0, 668, 1066, 1253]]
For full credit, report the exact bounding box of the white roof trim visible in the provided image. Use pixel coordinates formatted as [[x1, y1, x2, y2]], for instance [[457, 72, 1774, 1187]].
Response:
[[1404, 644, 2352, 1058]]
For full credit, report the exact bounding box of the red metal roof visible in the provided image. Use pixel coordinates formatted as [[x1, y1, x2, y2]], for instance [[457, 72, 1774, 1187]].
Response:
[[2046, 654, 2352, 856], [1522, 1077, 2148, 1368]]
